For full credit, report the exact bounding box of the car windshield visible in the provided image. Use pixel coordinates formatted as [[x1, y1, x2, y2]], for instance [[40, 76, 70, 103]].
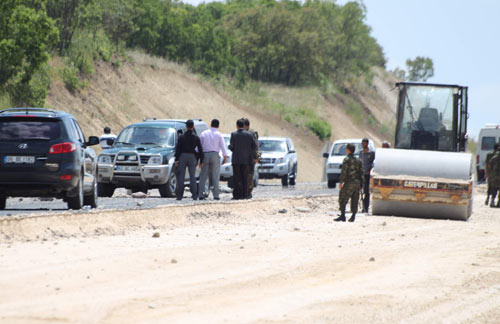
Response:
[[0, 118, 61, 141], [259, 140, 287, 152], [331, 143, 362, 156], [395, 84, 456, 151], [116, 126, 176, 147]]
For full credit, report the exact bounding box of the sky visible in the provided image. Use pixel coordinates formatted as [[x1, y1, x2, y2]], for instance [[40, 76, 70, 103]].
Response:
[[183, 0, 500, 138]]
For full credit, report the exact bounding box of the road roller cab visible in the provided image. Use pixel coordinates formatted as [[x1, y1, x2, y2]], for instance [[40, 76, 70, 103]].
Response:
[[371, 82, 473, 220]]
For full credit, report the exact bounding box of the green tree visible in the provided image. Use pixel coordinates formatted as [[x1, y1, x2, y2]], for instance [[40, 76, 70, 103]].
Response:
[[406, 56, 434, 82], [0, 0, 58, 105], [46, 0, 100, 54]]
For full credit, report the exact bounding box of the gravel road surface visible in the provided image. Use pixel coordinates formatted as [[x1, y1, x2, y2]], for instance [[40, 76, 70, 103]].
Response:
[[0, 185, 499, 324], [0, 181, 337, 218]]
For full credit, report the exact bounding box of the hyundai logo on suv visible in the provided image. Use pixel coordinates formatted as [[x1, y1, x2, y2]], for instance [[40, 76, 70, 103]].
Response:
[[18, 143, 28, 149]]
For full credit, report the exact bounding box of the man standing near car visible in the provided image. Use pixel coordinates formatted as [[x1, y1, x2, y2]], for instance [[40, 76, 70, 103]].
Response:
[[360, 138, 375, 213], [199, 119, 228, 200], [229, 119, 257, 200], [335, 144, 363, 222], [175, 120, 203, 201], [243, 118, 259, 198], [99, 126, 116, 150]]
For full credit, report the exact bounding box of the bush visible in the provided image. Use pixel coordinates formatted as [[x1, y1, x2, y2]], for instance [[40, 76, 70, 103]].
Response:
[[306, 118, 332, 141], [61, 65, 86, 93]]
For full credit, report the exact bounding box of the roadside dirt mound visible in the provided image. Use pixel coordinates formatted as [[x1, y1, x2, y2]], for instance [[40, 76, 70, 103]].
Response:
[[46, 54, 397, 181]]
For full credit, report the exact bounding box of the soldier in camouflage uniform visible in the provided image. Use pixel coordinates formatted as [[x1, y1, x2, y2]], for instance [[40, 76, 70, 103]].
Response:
[[485, 143, 499, 205], [488, 148, 500, 208], [243, 118, 259, 198], [334, 143, 364, 222]]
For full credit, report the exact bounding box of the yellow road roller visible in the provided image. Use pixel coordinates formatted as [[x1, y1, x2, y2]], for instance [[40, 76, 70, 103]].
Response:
[[371, 82, 473, 220]]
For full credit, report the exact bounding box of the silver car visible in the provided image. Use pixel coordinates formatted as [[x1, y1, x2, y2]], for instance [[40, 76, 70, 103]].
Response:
[[220, 134, 259, 188], [258, 137, 298, 186]]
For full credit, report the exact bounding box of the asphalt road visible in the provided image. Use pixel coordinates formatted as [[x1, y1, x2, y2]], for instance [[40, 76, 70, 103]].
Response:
[[0, 181, 338, 217]]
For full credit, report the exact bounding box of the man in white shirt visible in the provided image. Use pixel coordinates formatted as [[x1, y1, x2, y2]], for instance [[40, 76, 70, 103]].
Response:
[[199, 119, 229, 200], [99, 126, 116, 150]]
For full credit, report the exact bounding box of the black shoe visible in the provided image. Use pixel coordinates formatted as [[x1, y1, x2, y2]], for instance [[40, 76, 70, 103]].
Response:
[[334, 215, 346, 222], [199, 197, 205, 201], [490, 200, 496, 208], [214, 197, 220, 200], [246, 194, 253, 199], [176, 198, 182, 201], [348, 214, 356, 222], [485, 197, 490, 206]]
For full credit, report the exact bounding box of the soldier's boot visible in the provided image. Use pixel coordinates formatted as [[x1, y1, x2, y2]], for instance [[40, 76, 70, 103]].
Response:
[[348, 213, 356, 222], [334, 207, 346, 222]]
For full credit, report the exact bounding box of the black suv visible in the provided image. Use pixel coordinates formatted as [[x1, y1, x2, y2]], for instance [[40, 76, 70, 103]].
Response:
[[97, 118, 209, 197], [0, 108, 100, 210]]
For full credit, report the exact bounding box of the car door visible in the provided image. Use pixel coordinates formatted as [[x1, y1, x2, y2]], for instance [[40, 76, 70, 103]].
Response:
[[72, 119, 96, 192]]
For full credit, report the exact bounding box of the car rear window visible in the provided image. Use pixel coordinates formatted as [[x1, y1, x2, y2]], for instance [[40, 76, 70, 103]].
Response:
[[0, 118, 61, 141], [481, 136, 496, 151]]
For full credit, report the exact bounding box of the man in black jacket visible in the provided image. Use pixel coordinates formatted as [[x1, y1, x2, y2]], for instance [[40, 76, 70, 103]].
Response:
[[175, 120, 203, 200], [229, 119, 257, 199]]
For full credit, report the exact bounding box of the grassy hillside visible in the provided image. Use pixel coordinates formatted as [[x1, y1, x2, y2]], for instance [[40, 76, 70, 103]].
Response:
[[43, 51, 396, 182]]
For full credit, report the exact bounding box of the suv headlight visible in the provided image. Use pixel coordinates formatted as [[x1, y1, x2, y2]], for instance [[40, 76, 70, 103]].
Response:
[[277, 157, 285, 164], [147, 155, 162, 165], [98, 155, 112, 164]]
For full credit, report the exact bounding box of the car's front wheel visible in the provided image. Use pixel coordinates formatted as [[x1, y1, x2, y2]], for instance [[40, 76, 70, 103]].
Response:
[[289, 164, 297, 186], [159, 171, 176, 198], [281, 173, 289, 186], [328, 179, 337, 189], [67, 174, 84, 210], [0, 195, 6, 210]]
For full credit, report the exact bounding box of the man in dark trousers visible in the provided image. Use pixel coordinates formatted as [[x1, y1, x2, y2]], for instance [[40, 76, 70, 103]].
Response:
[[243, 118, 259, 198], [229, 119, 257, 200], [335, 143, 363, 222], [175, 120, 203, 201], [360, 138, 375, 213], [485, 143, 499, 206]]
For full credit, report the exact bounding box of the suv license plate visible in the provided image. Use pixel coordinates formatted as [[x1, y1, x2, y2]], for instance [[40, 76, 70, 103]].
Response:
[[116, 165, 139, 172], [4, 156, 35, 164]]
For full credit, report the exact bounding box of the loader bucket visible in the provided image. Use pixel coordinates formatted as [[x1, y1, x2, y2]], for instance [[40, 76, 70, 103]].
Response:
[[371, 148, 473, 221]]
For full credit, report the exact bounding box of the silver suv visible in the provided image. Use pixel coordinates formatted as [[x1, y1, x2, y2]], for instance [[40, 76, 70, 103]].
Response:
[[219, 134, 259, 188], [258, 137, 298, 186]]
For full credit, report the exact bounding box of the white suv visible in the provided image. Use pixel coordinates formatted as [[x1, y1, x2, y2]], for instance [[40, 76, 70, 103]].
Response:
[[258, 137, 298, 186], [323, 138, 375, 188]]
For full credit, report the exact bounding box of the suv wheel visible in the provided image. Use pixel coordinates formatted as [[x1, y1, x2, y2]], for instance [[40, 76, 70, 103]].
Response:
[[67, 175, 84, 210], [98, 183, 115, 198], [281, 174, 289, 187], [289, 165, 297, 186], [0, 195, 6, 210], [328, 179, 336, 189], [159, 171, 176, 198], [84, 178, 98, 208]]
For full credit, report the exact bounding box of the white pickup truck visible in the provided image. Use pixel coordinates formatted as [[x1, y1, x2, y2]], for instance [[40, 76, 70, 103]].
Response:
[[323, 138, 375, 188]]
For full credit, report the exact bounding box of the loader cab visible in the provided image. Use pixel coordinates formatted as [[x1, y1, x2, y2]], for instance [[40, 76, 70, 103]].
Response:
[[394, 82, 468, 152]]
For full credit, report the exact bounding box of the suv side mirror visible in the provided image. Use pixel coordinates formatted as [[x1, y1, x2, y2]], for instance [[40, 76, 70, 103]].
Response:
[[323, 152, 329, 158], [106, 138, 115, 146], [87, 136, 100, 146], [289, 149, 296, 153]]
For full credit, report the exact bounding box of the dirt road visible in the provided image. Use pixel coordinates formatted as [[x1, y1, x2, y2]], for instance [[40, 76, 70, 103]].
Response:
[[1, 187, 499, 323]]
